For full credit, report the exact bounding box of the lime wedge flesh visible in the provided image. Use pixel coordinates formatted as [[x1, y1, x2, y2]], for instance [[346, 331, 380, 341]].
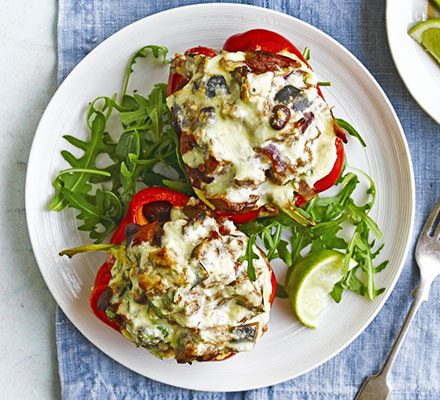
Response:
[[432, 0, 440, 12], [408, 19, 440, 64], [422, 28, 440, 63], [286, 250, 348, 328]]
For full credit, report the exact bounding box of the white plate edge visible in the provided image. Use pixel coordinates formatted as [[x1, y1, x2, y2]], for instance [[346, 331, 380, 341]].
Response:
[[385, 0, 440, 124]]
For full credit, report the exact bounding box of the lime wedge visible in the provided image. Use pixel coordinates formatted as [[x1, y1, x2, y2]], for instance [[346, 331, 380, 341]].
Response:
[[286, 250, 353, 328], [431, 0, 440, 12], [408, 19, 440, 64]]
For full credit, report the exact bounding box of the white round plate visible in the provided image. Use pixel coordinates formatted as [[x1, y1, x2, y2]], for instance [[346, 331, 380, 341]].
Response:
[[386, 0, 440, 124], [26, 3, 414, 392]]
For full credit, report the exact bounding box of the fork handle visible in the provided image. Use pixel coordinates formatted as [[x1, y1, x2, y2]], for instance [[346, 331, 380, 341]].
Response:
[[380, 279, 433, 376], [355, 285, 427, 400], [379, 288, 425, 377]]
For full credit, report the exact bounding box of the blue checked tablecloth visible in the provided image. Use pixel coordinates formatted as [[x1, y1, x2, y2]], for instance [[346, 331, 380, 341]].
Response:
[[56, 1, 440, 399]]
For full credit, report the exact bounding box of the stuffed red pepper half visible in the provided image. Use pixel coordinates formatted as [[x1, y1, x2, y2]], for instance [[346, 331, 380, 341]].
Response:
[[61, 188, 276, 364], [167, 29, 346, 215]]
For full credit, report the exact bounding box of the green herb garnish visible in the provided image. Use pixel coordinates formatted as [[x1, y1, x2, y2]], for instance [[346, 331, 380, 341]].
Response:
[[302, 47, 311, 61], [239, 234, 259, 281], [59, 243, 120, 258], [335, 118, 366, 147], [105, 309, 117, 320], [238, 170, 387, 302], [49, 45, 189, 242], [276, 283, 288, 299]]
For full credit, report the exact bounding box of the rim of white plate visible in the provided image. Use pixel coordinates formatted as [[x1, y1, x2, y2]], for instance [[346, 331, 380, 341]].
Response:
[[386, 0, 440, 124], [26, 3, 415, 392]]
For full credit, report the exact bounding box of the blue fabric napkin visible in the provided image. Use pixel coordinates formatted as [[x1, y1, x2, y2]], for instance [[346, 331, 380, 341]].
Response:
[[56, 1, 440, 398]]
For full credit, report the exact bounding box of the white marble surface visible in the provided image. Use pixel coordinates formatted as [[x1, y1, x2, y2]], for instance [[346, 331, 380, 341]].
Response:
[[0, 0, 60, 398]]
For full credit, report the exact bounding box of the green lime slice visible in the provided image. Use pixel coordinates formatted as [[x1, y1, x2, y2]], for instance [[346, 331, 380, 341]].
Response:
[[286, 250, 353, 329], [408, 19, 440, 64], [432, 0, 440, 12]]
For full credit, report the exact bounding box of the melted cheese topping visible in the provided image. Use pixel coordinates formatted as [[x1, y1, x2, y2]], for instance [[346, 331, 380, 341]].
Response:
[[106, 199, 272, 362], [167, 50, 337, 209]]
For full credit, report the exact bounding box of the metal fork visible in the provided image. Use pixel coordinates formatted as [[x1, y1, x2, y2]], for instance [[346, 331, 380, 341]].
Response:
[[354, 200, 440, 400]]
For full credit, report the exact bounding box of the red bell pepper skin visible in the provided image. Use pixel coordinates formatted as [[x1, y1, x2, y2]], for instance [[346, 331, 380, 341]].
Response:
[[127, 187, 190, 225], [269, 270, 277, 305], [90, 188, 190, 330], [294, 195, 308, 208], [167, 72, 188, 96], [223, 29, 327, 99], [222, 29, 346, 204], [89, 260, 121, 331], [168, 30, 344, 210], [223, 29, 309, 65], [295, 137, 345, 207], [184, 46, 218, 58], [214, 209, 260, 225], [168, 30, 310, 96], [90, 187, 276, 332], [313, 137, 345, 193], [109, 188, 190, 243], [167, 47, 218, 95]]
